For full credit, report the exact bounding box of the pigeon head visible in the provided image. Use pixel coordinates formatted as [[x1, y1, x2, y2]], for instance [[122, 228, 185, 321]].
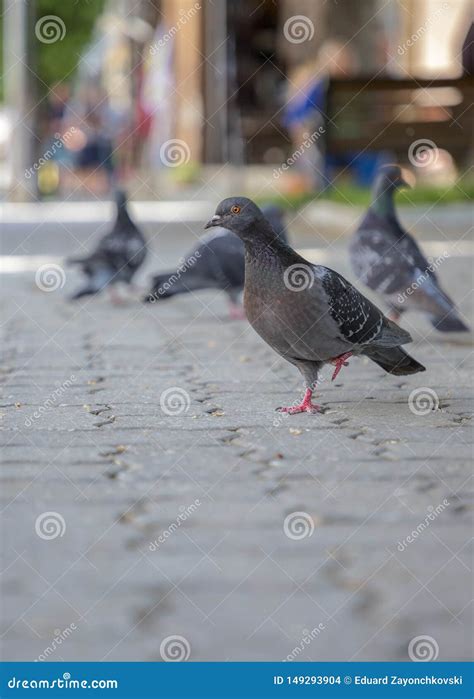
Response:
[[205, 197, 269, 240], [115, 189, 128, 208], [374, 165, 410, 193]]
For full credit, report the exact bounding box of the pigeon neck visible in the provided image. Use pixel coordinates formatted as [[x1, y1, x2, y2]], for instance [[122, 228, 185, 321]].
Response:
[[370, 183, 397, 221], [116, 204, 132, 226], [244, 231, 288, 258]]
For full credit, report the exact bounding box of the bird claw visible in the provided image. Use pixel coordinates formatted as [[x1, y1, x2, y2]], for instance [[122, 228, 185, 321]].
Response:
[[329, 352, 353, 381], [387, 310, 401, 323], [276, 388, 321, 414], [276, 403, 321, 415], [228, 303, 246, 320]]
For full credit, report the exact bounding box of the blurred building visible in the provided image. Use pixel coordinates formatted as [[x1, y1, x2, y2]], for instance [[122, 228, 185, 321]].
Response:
[[74, 0, 471, 173], [3, 0, 471, 199]]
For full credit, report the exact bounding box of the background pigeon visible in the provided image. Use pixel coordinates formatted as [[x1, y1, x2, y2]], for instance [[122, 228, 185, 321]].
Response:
[[68, 190, 147, 302], [349, 164, 469, 332], [205, 196, 425, 414], [144, 204, 288, 318]]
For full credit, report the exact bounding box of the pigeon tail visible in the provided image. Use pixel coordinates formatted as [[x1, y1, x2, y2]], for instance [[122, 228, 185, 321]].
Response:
[[66, 255, 89, 266], [144, 272, 210, 302], [363, 345, 425, 375], [69, 285, 101, 301], [431, 312, 470, 333]]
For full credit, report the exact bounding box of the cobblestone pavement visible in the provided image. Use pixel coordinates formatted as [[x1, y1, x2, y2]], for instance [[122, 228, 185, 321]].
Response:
[[1, 209, 473, 662]]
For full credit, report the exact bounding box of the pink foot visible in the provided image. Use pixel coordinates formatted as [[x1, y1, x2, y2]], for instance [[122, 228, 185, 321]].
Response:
[[228, 303, 246, 320], [387, 310, 401, 323], [109, 287, 127, 306], [329, 351, 353, 381], [276, 388, 321, 414]]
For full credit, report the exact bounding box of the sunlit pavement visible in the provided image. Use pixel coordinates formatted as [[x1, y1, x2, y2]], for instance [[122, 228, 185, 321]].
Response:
[[0, 209, 472, 661]]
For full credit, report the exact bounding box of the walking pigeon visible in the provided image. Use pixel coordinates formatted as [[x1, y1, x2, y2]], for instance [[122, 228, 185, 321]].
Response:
[[68, 190, 147, 302], [205, 196, 425, 414], [349, 164, 469, 332], [144, 205, 288, 318]]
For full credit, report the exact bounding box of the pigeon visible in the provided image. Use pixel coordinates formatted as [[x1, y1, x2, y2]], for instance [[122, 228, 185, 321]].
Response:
[[205, 196, 425, 414], [349, 164, 469, 332], [144, 204, 288, 318], [68, 190, 147, 301]]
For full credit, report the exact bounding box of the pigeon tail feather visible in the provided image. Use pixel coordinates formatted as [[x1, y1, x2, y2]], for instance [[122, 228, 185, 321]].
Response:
[[371, 318, 412, 348], [363, 345, 425, 375], [431, 312, 470, 332], [144, 272, 211, 302]]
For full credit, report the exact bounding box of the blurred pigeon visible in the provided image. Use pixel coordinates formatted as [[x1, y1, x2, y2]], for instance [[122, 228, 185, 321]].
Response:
[[350, 165, 469, 332], [205, 196, 425, 414], [144, 204, 288, 318], [68, 190, 147, 302]]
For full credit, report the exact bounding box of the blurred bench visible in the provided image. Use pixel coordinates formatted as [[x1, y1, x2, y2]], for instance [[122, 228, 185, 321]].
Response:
[[324, 76, 474, 170]]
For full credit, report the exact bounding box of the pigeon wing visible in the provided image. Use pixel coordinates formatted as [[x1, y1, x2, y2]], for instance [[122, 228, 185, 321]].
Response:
[[319, 267, 411, 348]]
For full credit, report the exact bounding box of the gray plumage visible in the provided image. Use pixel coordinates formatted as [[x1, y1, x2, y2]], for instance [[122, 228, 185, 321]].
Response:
[[144, 205, 288, 306], [350, 165, 469, 332], [68, 190, 147, 300], [205, 196, 425, 412]]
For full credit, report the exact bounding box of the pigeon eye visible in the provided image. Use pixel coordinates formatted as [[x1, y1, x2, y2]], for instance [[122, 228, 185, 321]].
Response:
[[231, 205, 241, 214]]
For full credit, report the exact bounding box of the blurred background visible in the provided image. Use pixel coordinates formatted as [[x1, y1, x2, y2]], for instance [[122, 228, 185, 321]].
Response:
[[1, 1, 473, 664], [1, 0, 473, 206]]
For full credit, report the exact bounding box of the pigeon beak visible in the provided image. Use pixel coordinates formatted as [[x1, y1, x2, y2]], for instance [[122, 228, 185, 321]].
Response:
[[205, 215, 221, 229], [398, 168, 414, 189]]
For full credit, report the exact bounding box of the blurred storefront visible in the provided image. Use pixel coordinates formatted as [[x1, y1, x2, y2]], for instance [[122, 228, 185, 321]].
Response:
[[6, 0, 469, 199]]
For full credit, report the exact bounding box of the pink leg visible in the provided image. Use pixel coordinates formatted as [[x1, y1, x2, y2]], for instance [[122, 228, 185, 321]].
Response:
[[387, 310, 401, 323], [276, 388, 321, 414], [109, 286, 126, 306], [329, 351, 353, 381], [228, 302, 246, 320]]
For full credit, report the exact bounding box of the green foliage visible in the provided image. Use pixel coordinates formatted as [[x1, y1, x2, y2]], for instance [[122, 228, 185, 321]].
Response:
[[0, 0, 105, 99], [256, 176, 474, 211], [35, 0, 105, 92]]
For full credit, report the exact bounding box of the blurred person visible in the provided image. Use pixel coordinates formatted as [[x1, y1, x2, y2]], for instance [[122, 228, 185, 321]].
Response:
[[62, 84, 122, 195], [36, 83, 73, 196], [461, 23, 474, 75], [283, 40, 387, 189]]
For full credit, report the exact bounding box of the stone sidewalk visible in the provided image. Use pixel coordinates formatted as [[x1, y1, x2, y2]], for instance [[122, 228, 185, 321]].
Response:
[[0, 214, 473, 662]]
